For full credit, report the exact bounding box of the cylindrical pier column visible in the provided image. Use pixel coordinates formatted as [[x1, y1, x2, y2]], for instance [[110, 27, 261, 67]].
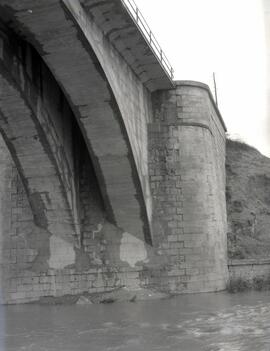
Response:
[[149, 81, 228, 293]]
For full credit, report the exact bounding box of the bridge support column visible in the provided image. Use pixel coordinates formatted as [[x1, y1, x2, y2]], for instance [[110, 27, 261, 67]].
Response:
[[149, 81, 228, 293]]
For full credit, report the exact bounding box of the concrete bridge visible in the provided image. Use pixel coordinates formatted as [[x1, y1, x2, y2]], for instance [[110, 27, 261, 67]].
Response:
[[0, 0, 228, 303]]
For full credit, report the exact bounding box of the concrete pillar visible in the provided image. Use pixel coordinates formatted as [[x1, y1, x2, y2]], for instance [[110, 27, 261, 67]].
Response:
[[150, 81, 228, 293]]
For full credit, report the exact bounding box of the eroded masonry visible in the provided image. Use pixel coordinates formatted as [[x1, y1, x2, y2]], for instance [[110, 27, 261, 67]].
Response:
[[0, 0, 228, 303]]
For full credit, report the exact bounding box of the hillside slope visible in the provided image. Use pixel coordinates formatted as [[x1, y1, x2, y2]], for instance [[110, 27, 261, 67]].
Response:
[[226, 139, 270, 259]]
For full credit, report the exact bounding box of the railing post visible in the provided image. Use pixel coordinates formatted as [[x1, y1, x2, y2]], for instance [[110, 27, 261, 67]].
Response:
[[135, 7, 139, 22], [149, 31, 152, 44]]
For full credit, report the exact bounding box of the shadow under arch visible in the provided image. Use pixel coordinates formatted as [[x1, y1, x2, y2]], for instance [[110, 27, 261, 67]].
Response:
[[0, 24, 79, 241]]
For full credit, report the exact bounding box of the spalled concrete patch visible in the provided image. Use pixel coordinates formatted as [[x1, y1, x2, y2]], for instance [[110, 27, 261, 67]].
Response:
[[48, 235, 75, 269], [120, 232, 148, 268], [27, 225, 51, 273], [100, 222, 122, 264]]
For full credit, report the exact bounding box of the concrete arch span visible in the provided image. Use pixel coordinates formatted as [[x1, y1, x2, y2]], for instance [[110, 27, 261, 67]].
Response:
[[0, 0, 152, 244]]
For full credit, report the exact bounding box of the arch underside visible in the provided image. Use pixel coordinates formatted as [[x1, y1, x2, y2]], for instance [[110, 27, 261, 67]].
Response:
[[0, 28, 78, 241], [0, 0, 152, 244]]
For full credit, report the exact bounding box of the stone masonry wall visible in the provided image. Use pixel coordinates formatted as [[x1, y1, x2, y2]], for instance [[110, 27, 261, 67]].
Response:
[[149, 81, 228, 293], [0, 133, 148, 304], [228, 259, 270, 283], [0, 81, 229, 303]]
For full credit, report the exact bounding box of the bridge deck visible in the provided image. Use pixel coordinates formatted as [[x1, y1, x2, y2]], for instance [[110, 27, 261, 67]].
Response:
[[80, 0, 175, 91]]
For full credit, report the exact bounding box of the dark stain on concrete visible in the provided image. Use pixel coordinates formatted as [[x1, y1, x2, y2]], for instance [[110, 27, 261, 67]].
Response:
[[106, 24, 134, 40], [0, 112, 32, 216], [82, 0, 116, 12], [74, 247, 91, 272], [0, 5, 47, 56], [28, 192, 48, 229]]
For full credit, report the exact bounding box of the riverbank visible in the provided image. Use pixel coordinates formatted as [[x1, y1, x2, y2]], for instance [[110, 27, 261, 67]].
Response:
[[29, 286, 169, 305], [226, 139, 270, 259], [228, 258, 270, 293], [227, 276, 270, 293]]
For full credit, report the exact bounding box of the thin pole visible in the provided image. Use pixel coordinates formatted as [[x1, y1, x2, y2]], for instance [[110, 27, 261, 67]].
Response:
[[213, 72, 218, 106]]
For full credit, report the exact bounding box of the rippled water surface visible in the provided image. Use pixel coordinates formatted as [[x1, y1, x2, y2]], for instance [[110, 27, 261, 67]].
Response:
[[1, 292, 270, 350]]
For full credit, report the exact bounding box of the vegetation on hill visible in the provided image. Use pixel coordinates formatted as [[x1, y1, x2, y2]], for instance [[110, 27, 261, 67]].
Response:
[[226, 139, 270, 259]]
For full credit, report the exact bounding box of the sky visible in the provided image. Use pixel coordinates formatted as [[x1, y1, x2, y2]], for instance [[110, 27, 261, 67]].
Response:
[[135, 0, 270, 156]]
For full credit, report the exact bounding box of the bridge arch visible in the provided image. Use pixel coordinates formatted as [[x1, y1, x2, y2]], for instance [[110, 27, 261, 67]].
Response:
[[0, 0, 152, 243]]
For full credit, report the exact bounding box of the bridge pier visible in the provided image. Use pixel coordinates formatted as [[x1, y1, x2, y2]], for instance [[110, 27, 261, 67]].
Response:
[[149, 81, 228, 292]]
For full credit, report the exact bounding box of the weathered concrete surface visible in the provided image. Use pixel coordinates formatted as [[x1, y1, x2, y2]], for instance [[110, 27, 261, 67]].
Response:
[[0, 28, 78, 243], [72, 0, 174, 91], [0, 80, 229, 303], [0, 1, 229, 303], [149, 82, 228, 292], [0, 0, 153, 243], [0, 129, 152, 303]]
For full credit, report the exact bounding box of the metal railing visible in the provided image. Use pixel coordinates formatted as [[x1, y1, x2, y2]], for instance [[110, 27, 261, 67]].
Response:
[[121, 0, 174, 80]]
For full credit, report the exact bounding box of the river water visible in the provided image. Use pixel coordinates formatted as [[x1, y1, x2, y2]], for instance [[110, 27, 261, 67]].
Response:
[[1, 291, 270, 351]]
